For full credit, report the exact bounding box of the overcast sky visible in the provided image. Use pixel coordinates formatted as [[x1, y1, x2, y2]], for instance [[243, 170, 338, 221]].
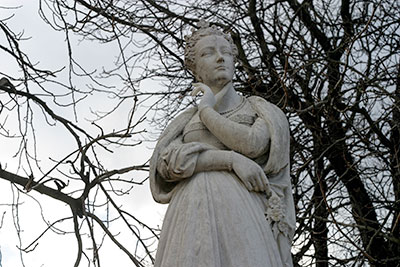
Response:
[[0, 1, 167, 266]]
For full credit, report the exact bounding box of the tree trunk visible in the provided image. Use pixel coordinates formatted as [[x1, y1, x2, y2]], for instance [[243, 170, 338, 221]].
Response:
[[389, 64, 400, 260]]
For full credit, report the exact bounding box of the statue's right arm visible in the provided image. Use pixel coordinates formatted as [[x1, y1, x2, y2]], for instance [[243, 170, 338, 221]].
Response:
[[157, 140, 233, 182], [158, 145, 270, 192]]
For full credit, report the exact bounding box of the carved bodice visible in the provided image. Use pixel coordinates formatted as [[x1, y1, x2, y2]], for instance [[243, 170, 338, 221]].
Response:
[[182, 97, 258, 149]]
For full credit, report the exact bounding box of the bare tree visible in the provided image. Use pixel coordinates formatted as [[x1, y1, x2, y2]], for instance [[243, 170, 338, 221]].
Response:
[[0, 2, 160, 266], [1, 0, 399, 266]]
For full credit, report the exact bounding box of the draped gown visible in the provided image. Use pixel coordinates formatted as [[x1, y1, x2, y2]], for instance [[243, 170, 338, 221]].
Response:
[[150, 96, 295, 267]]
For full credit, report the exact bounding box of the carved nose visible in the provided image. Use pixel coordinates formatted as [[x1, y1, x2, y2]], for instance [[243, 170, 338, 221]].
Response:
[[216, 52, 225, 63]]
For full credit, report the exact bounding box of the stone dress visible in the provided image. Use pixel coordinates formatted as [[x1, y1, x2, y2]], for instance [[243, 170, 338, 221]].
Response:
[[153, 97, 285, 267]]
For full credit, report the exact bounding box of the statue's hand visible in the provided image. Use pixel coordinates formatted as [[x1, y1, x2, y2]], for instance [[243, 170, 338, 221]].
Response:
[[191, 82, 216, 111], [231, 152, 270, 193]]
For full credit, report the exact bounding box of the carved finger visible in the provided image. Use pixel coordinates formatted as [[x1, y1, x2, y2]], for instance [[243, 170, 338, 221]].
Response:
[[191, 85, 203, 96], [254, 175, 264, 192], [247, 176, 258, 192], [184, 143, 203, 154], [253, 181, 260, 192], [242, 178, 253, 191], [259, 172, 269, 192]]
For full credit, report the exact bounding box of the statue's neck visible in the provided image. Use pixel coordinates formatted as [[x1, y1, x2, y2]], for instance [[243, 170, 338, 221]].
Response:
[[213, 83, 242, 114]]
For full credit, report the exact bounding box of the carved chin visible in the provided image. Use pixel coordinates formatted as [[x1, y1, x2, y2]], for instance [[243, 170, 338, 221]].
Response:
[[217, 74, 233, 83]]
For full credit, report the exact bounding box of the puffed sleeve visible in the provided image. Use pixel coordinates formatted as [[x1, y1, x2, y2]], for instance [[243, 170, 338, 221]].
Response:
[[157, 139, 215, 182]]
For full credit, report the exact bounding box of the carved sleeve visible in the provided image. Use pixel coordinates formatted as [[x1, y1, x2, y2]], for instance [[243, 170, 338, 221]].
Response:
[[156, 139, 201, 182], [157, 139, 233, 182], [199, 107, 270, 159]]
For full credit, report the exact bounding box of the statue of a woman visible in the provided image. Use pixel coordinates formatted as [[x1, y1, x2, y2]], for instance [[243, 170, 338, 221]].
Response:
[[150, 22, 295, 267]]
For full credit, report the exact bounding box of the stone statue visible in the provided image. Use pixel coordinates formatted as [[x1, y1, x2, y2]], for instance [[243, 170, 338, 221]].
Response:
[[149, 21, 295, 267]]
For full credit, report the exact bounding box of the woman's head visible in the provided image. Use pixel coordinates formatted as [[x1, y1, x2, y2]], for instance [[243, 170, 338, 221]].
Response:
[[184, 21, 238, 80]]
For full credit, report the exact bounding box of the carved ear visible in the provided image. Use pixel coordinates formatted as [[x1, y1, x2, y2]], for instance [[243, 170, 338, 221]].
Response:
[[192, 68, 202, 82], [195, 75, 203, 83]]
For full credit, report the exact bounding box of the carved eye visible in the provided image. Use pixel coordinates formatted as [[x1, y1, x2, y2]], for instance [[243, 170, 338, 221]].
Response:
[[221, 48, 232, 55], [199, 47, 214, 57], [201, 51, 212, 57]]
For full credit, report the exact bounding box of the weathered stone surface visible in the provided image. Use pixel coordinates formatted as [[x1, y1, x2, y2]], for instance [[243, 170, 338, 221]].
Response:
[[150, 21, 295, 267]]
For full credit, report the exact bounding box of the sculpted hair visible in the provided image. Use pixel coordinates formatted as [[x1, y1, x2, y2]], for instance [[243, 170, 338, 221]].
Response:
[[184, 21, 238, 76]]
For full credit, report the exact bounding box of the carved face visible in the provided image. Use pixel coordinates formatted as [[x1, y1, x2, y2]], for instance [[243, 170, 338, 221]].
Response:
[[194, 35, 234, 90]]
